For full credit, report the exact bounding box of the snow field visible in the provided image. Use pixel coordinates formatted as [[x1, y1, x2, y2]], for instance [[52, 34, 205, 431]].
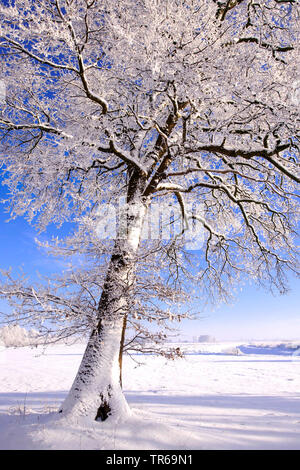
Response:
[[0, 341, 300, 449]]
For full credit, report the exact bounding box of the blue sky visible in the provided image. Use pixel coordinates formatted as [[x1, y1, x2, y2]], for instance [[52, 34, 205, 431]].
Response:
[[0, 179, 299, 342], [180, 275, 300, 341]]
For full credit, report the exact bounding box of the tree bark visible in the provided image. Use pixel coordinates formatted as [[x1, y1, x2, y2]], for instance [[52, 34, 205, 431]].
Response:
[[59, 193, 147, 421]]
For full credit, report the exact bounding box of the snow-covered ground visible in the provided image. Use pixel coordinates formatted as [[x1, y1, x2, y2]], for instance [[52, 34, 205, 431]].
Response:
[[0, 340, 300, 450]]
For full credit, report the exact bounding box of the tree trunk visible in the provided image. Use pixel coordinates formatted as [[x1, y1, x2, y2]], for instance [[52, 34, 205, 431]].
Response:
[[59, 194, 147, 421], [119, 314, 127, 388]]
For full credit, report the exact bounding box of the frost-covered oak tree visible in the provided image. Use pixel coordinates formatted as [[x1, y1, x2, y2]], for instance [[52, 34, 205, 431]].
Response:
[[0, 0, 299, 421]]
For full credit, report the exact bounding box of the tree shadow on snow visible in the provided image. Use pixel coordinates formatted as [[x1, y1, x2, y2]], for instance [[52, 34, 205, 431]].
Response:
[[126, 392, 300, 414]]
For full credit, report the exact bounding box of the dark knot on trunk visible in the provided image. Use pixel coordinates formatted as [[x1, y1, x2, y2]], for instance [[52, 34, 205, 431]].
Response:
[[95, 390, 112, 421]]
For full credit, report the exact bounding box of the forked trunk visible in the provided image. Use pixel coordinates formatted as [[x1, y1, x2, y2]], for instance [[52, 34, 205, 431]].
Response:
[[59, 195, 147, 421]]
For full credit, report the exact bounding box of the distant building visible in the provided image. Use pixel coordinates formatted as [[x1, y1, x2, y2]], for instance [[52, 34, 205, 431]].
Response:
[[198, 335, 216, 343]]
